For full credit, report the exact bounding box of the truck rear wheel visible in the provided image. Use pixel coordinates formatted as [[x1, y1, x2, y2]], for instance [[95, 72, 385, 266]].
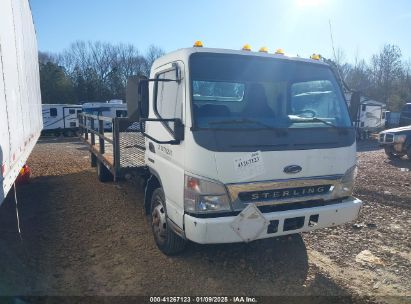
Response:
[[384, 147, 403, 159], [97, 160, 113, 182], [150, 188, 186, 255]]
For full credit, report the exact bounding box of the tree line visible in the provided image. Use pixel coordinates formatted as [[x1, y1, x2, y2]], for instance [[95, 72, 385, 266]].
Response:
[[39, 41, 411, 111], [330, 44, 410, 111], [39, 41, 164, 104]]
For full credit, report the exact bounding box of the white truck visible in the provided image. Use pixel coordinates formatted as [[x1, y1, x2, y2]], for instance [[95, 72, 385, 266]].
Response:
[[0, 0, 42, 205], [42, 104, 82, 136], [80, 44, 362, 255]]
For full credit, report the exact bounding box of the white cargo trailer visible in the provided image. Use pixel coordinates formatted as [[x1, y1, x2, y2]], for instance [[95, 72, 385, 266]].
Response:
[[345, 93, 386, 139], [82, 100, 127, 130], [0, 0, 42, 205], [42, 104, 82, 136]]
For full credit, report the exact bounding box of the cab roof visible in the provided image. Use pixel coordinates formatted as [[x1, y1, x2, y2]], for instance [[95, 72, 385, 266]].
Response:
[[152, 47, 328, 72]]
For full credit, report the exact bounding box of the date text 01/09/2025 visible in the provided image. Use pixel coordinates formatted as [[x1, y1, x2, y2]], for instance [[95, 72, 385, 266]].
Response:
[[149, 296, 258, 303]]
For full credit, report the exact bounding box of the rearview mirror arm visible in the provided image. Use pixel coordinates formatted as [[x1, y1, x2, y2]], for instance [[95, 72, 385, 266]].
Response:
[[139, 118, 184, 145]]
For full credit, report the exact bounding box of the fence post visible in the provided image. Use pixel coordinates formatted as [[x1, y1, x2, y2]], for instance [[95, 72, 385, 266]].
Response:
[[84, 115, 89, 141], [91, 117, 95, 146], [113, 118, 121, 179], [99, 119, 105, 154]]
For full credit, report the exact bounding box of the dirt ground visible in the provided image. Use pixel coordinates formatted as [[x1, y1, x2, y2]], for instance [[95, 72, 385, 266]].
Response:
[[0, 137, 410, 303]]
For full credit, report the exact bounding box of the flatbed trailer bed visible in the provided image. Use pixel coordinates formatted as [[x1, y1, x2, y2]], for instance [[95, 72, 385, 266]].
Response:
[[78, 113, 146, 181]]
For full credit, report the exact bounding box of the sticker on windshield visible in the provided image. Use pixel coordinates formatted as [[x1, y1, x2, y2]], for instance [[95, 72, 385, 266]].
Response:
[[233, 151, 265, 180]]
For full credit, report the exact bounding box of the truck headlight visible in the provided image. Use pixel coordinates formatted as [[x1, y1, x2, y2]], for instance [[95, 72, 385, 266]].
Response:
[[184, 174, 231, 213], [338, 165, 357, 196], [394, 134, 406, 143]]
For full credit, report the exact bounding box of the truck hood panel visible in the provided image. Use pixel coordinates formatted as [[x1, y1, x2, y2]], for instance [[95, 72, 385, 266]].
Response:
[[214, 144, 356, 184], [381, 125, 411, 133]]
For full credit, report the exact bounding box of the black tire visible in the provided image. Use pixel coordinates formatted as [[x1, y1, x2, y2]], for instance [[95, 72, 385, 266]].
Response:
[[97, 160, 113, 182], [150, 188, 186, 255], [407, 146, 411, 160], [384, 147, 403, 160]]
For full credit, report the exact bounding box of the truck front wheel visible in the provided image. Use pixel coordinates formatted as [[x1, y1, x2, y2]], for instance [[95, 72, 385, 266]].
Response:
[[150, 188, 186, 255], [384, 147, 403, 160]]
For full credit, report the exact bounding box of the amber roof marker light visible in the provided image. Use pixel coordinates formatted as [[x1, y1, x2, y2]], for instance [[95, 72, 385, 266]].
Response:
[[242, 44, 252, 51], [310, 53, 322, 60]]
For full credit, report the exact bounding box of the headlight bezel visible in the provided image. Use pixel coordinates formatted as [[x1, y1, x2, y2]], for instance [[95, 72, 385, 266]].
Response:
[[184, 173, 232, 214], [335, 165, 357, 197], [394, 134, 407, 143]]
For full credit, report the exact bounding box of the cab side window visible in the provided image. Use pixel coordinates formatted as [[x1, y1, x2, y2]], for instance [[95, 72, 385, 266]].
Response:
[[155, 69, 182, 130]]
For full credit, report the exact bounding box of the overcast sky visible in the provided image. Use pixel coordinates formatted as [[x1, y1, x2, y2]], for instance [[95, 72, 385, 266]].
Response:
[[31, 0, 411, 62]]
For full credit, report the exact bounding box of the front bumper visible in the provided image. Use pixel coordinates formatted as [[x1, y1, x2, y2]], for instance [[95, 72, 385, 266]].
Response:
[[380, 143, 405, 153], [184, 196, 362, 244]]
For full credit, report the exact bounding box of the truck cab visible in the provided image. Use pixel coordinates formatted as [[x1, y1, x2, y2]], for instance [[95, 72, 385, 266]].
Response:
[[126, 45, 363, 254]]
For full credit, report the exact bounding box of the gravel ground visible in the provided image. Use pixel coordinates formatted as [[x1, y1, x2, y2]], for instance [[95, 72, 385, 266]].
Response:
[[0, 137, 410, 303]]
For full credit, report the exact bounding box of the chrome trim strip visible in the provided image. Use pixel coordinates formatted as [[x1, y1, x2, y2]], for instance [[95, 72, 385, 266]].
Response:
[[226, 175, 343, 210], [226, 174, 343, 186]]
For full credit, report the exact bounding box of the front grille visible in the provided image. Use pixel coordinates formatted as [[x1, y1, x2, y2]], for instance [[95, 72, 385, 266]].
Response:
[[226, 176, 342, 211], [379, 133, 394, 143], [238, 185, 332, 202], [257, 198, 344, 213], [385, 134, 394, 143]]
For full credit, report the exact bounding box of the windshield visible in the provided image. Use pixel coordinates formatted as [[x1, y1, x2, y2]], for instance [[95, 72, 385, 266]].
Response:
[[190, 53, 351, 130]]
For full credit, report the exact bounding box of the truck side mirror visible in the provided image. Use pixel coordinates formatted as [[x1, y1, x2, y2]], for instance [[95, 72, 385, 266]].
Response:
[[126, 75, 149, 121], [349, 91, 361, 125], [138, 79, 149, 119], [174, 119, 184, 142]]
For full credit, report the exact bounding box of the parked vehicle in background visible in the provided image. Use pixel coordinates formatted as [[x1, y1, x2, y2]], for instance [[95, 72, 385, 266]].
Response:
[[379, 125, 411, 160], [82, 100, 127, 130], [399, 103, 411, 126], [346, 92, 386, 139], [385, 111, 401, 128], [42, 104, 82, 136], [0, 0, 42, 205], [79, 43, 362, 255]]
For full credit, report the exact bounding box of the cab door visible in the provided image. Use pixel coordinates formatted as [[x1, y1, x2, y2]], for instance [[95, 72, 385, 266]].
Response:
[[145, 61, 186, 229]]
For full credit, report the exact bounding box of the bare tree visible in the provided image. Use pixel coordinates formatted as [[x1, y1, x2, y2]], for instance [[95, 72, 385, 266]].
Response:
[[369, 44, 402, 104], [143, 45, 165, 76]]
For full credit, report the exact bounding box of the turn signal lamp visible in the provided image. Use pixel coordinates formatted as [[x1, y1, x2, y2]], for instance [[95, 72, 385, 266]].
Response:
[[186, 176, 200, 191], [275, 48, 285, 55], [242, 44, 252, 51], [193, 40, 203, 47], [311, 54, 321, 60], [259, 46, 268, 53]]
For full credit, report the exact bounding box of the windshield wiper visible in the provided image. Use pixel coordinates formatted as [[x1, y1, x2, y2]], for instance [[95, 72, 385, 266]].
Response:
[[208, 118, 275, 129], [311, 117, 338, 128], [291, 116, 338, 128]]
